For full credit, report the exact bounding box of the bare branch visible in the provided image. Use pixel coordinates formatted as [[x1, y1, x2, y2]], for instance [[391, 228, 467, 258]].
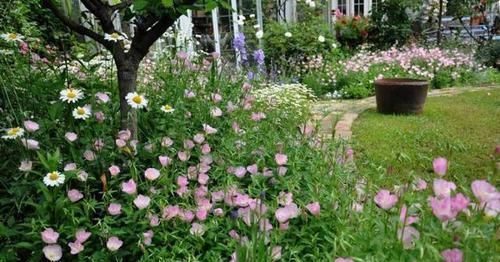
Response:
[[80, 0, 115, 33], [42, 0, 112, 49]]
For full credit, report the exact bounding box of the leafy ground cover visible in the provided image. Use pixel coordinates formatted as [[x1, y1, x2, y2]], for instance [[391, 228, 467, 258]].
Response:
[[352, 88, 500, 186]]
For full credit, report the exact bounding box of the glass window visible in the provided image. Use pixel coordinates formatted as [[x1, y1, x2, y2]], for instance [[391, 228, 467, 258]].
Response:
[[337, 0, 347, 15], [354, 0, 364, 16]]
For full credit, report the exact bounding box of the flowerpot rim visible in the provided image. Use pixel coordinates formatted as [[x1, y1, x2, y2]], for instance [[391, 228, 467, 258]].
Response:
[[375, 78, 428, 87]]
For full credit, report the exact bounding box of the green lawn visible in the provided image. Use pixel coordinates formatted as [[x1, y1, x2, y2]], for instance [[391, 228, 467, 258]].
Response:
[[352, 89, 500, 187]]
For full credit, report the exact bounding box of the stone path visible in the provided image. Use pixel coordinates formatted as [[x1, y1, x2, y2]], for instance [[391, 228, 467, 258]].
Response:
[[312, 85, 500, 140]]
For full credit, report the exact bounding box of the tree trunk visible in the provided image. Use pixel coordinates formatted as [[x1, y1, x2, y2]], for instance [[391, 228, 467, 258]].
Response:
[[116, 60, 140, 137]]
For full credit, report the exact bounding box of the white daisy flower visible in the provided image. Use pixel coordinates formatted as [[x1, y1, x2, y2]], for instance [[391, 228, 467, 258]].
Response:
[[255, 30, 264, 39], [126, 92, 148, 109], [60, 88, 84, 103], [104, 32, 127, 42], [72, 105, 92, 120], [285, 32, 292, 38], [160, 104, 175, 113], [0, 33, 24, 42], [2, 127, 25, 139], [43, 171, 65, 187], [318, 35, 326, 43]]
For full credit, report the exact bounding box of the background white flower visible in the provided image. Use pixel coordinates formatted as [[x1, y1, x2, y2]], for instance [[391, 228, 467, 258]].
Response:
[[2, 127, 25, 139], [104, 32, 127, 42], [43, 171, 65, 187], [285, 32, 292, 38], [126, 92, 148, 109], [255, 30, 264, 39], [72, 105, 92, 120], [318, 35, 325, 43], [161, 104, 175, 113], [60, 88, 84, 103], [0, 33, 24, 42]]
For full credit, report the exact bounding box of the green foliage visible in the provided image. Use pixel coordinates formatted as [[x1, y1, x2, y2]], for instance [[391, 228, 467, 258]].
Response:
[[367, 0, 413, 49], [334, 16, 370, 49], [476, 41, 500, 68]]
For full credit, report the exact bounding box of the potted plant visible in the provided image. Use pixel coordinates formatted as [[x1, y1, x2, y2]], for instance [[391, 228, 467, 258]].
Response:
[[374, 78, 429, 115]]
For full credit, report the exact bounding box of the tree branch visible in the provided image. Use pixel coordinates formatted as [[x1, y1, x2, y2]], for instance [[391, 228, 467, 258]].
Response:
[[42, 0, 112, 49], [109, 0, 134, 11], [80, 0, 115, 33]]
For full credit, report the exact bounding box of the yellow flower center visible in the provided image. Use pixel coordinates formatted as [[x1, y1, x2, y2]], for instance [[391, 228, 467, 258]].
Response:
[[77, 108, 86, 115], [132, 96, 143, 104], [49, 172, 59, 181], [7, 127, 20, 136], [111, 33, 120, 39], [8, 33, 17, 40], [163, 105, 172, 111], [67, 89, 76, 99]]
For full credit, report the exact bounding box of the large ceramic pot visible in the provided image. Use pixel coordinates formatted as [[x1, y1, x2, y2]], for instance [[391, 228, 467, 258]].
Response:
[[374, 78, 429, 115]]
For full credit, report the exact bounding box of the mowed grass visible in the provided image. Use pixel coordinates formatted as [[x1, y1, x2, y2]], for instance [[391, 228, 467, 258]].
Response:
[[352, 88, 500, 187]]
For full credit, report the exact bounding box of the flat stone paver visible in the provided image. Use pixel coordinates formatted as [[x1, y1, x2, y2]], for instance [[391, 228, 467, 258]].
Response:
[[312, 85, 500, 140]]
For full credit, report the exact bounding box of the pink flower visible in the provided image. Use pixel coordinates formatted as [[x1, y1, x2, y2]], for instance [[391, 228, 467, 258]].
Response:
[[149, 214, 160, 226], [306, 202, 321, 216], [203, 124, 217, 134], [83, 150, 95, 161], [433, 179, 456, 198], [275, 153, 288, 166], [335, 258, 354, 262], [108, 203, 122, 215], [68, 241, 84, 255], [271, 246, 282, 260], [211, 93, 223, 103], [414, 178, 427, 191], [246, 164, 258, 175], [64, 163, 77, 171], [43, 244, 62, 261], [428, 195, 468, 222], [23, 120, 39, 132], [41, 228, 59, 244], [77, 171, 88, 181], [106, 236, 123, 251], [352, 202, 364, 212], [275, 203, 300, 223], [95, 92, 110, 103], [441, 248, 463, 262], [214, 208, 224, 216], [183, 139, 195, 150], [177, 176, 189, 187], [178, 151, 190, 162], [19, 160, 32, 172], [117, 129, 131, 141], [193, 133, 205, 144], [115, 139, 126, 148], [471, 180, 499, 204], [397, 226, 420, 249], [67, 189, 83, 202], [65, 132, 78, 142], [144, 168, 160, 181], [108, 165, 120, 176], [162, 205, 181, 220], [277, 192, 293, 206], [137, 230, 153, 247], [196, 208, 208, 221], [211, 107, 223, 117], [277, 166, 288, 176], [19, 41, 29, 54], [201, 143, 211, 154], [198, 173, 209, 185], [158, 155, 171, 167], [374, 189, 398, 210], [22, 139, 39, 150], [94, 111, 105, 123], [161, 136, 174, 147], [181, 210, 195, 222], [251, 112, 266, 121], [134, 194, 151, 209], [233, 166, 247, 178], [279, 222, 289, 231], [190, 223, 205, 236], [399, 205, 418, 225], [299, 123, 314, 137], [212, 191, 225, 202], [433, 157, 448, 176], [242, 82, 252, 92], [75, 229, 91, 243], [121, 179, 137, 195]]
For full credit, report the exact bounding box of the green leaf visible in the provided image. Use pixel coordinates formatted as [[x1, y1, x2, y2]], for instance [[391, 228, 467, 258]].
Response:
[[133, 0, 148, 11], [161, 0, 174, 8], [205, 1, 218, 11]]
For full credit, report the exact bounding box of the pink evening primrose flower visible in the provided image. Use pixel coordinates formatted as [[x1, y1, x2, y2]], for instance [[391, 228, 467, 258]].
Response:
[[65, 132, 78, 142], [41, 228, 59, 244], [68, 241, 84, 255], [144, 168, 160, 181], [374, 189, 398, 210], [190, 223, 206, 236], [108, 165, 120, 176], [334, 258, 354, 262], [75, 229, 91, 243], [106, 236, 123, 251], [471, 180, 499, 204], [121, 179, 137, 195], [441, 248, 463, 262], [433, 179, 456, 198], [203, 124, 218, 134], [43, 244, 62, 261], [275, 203, 300, 223], [67, 189, 83, 202], [306, 202, 321, 216], [275, 153, 288, 166], [433, 157, 448, 176], [23, 120, 39, 132], [159, 155, 172, 167], [133, 194, 151, 209], [108, 203, 122, 215]]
